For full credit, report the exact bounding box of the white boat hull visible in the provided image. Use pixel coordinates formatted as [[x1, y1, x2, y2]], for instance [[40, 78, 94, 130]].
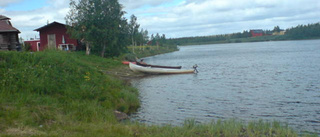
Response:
[[129, 63, 194, 74]]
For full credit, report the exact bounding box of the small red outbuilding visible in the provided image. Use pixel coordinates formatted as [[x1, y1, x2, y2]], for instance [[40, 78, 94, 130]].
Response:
[[35, 21, 78, 50], [24, 39, 41, 51]]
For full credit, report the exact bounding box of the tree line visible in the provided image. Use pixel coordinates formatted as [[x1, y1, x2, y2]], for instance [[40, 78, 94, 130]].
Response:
[[285, 23, 320, 39], [166, 31, 252, 45], [167, 23, 320, 45]]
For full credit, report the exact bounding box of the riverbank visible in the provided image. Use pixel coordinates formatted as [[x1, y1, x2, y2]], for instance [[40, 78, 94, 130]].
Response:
[[127, 45, 179, 58], [172, 35, 320, 46], [0, 50, 316, 136]]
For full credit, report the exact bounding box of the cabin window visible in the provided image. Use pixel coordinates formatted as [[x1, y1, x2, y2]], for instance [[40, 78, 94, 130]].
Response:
[[58, 44, 75, 51], [68, 44, 76, 51]]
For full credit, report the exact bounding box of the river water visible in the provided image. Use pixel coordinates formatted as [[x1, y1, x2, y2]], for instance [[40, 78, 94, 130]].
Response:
[[130, 40, 320, 134]]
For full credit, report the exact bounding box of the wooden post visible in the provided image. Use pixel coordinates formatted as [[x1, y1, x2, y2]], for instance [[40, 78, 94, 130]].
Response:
[[86, 42, 90, 55]]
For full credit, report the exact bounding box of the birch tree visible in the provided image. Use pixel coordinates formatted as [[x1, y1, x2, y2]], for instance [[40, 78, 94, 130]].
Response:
[[66, 0, 128, 57]]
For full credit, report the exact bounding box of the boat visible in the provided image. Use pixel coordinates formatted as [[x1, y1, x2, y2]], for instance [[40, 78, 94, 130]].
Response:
[[136, 62, 182, 69], [123, 61, 182, 69], [129, 62, 195, 74]]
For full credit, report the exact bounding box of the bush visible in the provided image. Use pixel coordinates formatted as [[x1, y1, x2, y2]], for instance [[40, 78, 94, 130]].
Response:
[[23, 43, 31, 51], [123, 53, 137, 62]]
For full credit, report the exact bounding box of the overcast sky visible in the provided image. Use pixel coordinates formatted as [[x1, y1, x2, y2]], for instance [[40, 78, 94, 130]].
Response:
[[0, 0, 319, 40]]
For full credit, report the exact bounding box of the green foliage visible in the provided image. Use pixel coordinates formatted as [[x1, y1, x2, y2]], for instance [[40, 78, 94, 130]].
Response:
[[127, 45, 179, 58], [23, 43, 31, 51], [66, 0, 129, 57], [167, 31, 251, 45], [149, 33, 168, 46], [273, 25, 281, 32], [122, 53, 137, 62], [128, 15, 149, 53], [106, 119, 313, 137], [129, 14, 140, 46], [285, 22, 320, 39]]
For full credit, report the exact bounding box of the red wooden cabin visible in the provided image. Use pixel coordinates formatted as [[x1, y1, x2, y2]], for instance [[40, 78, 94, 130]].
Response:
[[250, 29, 264, 37], [34, 22, 78, 51]]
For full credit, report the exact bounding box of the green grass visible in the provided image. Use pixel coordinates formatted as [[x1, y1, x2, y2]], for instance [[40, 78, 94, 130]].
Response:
[[0, 50, 317, 136], [0, 50, 139, 134]]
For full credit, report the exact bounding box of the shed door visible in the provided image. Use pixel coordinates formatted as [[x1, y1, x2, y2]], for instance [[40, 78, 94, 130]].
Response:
[[37, 42, 40, 51], [47, 34, 56, 49]]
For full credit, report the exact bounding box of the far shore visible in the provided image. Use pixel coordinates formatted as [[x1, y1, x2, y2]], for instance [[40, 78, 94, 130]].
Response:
[[176, 36, 320, 46]]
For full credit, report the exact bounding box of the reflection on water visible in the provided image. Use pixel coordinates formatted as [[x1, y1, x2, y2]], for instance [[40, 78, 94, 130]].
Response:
[[130, 40, 320, 134]]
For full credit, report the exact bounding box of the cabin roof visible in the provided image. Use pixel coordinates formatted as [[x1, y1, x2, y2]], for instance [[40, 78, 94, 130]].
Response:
[[34, 21, 66, 31], [0, 20, 20, 33], [250, 29, 263, 33], [0, 15, 10, 20]]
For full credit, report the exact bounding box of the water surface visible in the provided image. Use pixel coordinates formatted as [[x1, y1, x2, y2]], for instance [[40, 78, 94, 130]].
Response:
[[130, 40, 320, 134]]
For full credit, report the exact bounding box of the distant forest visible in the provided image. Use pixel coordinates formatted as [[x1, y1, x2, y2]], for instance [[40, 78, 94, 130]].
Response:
[[166, 22, 320, 46]]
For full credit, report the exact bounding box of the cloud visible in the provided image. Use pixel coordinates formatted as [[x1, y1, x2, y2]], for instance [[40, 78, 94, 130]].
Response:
[[0, 0, 23, 7], [1, 0, 320, 39], [0, 0, 70, 39], [124, 0, 320, 38], [119, 0, 172, 9]]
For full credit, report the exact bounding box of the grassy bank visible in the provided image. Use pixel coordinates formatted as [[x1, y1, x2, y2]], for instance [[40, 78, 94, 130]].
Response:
[[0, 50, 140, 135], [0, 50, 316, 136]]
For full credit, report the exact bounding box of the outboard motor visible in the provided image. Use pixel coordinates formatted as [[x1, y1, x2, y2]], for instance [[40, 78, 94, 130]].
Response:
[[193, 64, 198, 73]]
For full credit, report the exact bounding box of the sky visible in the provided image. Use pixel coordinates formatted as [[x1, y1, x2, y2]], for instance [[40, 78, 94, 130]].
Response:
[[0, 0, 319, 40]]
